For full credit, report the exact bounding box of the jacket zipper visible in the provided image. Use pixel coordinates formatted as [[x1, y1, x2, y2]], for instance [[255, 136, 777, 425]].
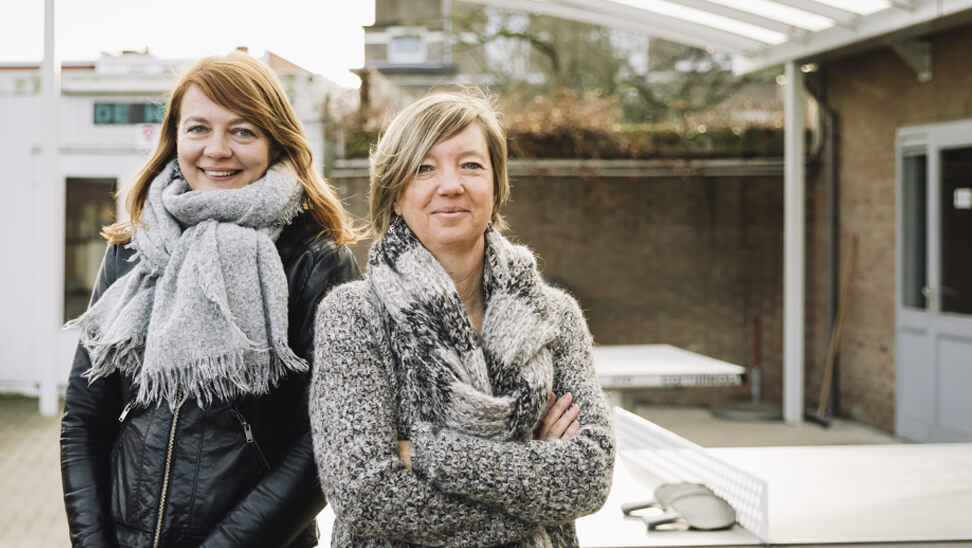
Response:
[[118, 399, 135, 422], [231, 407, 270, 470], [152, 388, 183, 548]]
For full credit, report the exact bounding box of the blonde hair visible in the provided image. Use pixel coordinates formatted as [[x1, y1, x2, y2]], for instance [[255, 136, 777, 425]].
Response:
[[104, 52, 357, 245], [368, 88, 509, 238]]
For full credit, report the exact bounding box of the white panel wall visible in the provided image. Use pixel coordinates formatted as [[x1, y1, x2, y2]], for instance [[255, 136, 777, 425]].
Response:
[[0, 96, 41, 393], [0, 95, 148, 395]]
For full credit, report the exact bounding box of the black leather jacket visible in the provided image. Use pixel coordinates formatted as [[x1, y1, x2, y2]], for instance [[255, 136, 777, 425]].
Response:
[[60, 214, 361, 548]]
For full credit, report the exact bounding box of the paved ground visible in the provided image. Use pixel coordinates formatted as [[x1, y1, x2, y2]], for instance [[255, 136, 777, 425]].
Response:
[[636, 403, 898, 447], [0, 395, 898, 547], [0, 395, 69, 548]]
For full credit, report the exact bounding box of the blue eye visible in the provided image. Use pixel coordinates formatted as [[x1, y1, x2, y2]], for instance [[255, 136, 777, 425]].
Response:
[[462, 162, 484, 170], [234, 128, 256, 137], [187, 125, 206, 134], [417, 164, 432, 174]]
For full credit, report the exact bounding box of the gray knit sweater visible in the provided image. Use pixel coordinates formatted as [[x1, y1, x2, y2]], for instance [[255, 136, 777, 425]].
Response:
[[310, 243, 614, 547]]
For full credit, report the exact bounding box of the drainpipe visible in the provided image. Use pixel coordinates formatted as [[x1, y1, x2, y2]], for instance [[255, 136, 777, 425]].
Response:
[[805, 71, 841, 418]]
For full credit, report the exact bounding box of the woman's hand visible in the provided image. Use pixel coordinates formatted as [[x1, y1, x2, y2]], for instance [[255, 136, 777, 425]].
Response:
[[536, 392, 581, 440], [398, 440, 413, 470]]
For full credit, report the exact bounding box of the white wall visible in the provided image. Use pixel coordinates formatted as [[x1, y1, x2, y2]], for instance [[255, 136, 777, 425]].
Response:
[[0, 95, 150, 395], [0, 96, 42, 393]]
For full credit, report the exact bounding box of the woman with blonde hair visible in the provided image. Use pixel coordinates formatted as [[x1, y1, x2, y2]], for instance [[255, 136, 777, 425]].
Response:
[[310, 89, 615, 546], [60, 52, 359, 548]]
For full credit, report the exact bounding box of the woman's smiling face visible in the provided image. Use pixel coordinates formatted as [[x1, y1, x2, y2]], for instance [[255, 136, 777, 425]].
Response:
[[176, 85, 272, 192], [393, 124, 494, 255]]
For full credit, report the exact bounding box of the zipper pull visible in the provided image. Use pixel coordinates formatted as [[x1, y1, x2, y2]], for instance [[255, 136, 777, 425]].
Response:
[[118, 400, 135, 423], [232, 408, 255, 443]]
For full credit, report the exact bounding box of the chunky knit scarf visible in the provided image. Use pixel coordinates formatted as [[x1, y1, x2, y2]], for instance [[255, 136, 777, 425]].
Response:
[[369, 217, 558, 442], [67, 159, 307, 409]]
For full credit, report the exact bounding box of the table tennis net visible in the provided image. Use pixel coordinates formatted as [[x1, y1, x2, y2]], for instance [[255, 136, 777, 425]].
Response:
[[614, 407, 769, 541]]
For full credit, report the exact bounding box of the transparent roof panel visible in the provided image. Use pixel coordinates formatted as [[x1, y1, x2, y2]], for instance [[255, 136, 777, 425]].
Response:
[[466, 0, 972, 74], [811, 0, 891, 15], [701, 0, 834, 31], [613, 0, 789, 43]]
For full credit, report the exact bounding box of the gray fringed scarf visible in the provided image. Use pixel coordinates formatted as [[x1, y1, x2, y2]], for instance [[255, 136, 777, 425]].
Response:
[[66, 159, 307, 409], [368, 217, 558, 442]]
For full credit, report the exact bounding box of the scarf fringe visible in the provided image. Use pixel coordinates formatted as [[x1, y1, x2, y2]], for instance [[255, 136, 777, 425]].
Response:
[[137, 338, 308, 410], [70, 312, 308, 409], [67, 316, 145, 382]]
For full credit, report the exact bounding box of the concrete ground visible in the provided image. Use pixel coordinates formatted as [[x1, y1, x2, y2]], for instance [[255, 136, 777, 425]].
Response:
[[0, 395, 898, 548], [635, 403, 899, 447]]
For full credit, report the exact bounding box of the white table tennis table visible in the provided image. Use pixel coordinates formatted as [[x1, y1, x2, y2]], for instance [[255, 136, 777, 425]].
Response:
[[575, 408, 972, 547], [594, 344, 746, 410], [709, 444, 972, 546]]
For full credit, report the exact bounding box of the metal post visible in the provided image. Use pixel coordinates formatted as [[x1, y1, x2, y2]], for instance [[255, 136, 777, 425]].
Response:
[[783, 61, 805, 425], [37, 0, 61, 416]]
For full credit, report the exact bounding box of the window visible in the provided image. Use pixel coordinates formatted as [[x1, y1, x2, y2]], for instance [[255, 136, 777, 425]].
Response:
[[388, 35, 426, 64], [901, 153, 927, 309], [64, 178, 116, 321], [940, 146, 972, 315]]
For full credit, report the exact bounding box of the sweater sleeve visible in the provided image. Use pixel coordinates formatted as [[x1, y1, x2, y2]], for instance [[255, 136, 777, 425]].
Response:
[[310, 283, 540, 547], [408, 290, 616, 525]]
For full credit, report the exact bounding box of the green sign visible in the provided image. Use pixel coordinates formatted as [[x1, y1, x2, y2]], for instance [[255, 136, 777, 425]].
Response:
[[93, 103, 165, 125]]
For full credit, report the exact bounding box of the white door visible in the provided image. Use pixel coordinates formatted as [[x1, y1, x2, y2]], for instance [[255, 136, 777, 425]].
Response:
[[896, 119, 972, 442]]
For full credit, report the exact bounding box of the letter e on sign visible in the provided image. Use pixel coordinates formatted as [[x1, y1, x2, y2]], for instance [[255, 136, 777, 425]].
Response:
[[135, 123, 160, 150]]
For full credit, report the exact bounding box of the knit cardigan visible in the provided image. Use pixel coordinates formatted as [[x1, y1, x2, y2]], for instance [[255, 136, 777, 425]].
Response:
[[310, 279, 615, 547]]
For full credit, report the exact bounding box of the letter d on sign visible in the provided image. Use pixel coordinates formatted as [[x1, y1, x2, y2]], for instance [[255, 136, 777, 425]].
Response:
[[94, 103, 113, 124]]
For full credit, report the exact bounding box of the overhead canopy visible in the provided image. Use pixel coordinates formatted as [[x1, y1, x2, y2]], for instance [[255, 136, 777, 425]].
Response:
[[460, 0, 972, 425], [461, 0, 972, 74]]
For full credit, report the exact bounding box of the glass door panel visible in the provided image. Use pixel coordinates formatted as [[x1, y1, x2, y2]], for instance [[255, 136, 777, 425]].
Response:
[[64, 177, 116, 321], [902, 154, 927, 309], [940, 147, 972, 315]]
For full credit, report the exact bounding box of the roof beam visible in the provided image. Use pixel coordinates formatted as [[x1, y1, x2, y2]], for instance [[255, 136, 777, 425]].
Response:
[[733, 0, 972, 74], [553, 0, 771, 51], [662, 0, 812, 37], [887, 0, 917, 10], [461, 0, 765, 54], [891, 38, 932, 81], [768, 0, 860, 29]]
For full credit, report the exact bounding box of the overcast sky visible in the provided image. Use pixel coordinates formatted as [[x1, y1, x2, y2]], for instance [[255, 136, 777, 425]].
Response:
[[0, 0, 374, 88]]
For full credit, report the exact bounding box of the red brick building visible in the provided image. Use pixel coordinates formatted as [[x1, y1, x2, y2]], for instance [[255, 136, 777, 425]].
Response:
[[804, 23, 972, 440]]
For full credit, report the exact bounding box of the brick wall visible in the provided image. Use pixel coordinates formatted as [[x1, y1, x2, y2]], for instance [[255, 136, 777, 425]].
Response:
[[804, 23, 972, 433], [332, 162, 784, 408]]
